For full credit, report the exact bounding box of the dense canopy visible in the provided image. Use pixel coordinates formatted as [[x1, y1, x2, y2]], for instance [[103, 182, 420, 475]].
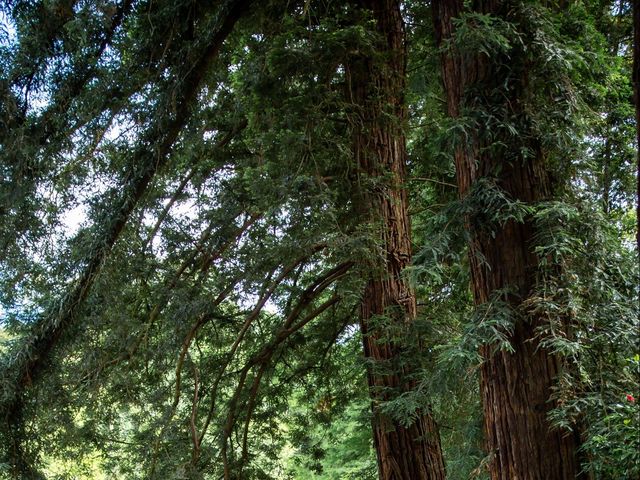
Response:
[[0, 1, 638, 479]]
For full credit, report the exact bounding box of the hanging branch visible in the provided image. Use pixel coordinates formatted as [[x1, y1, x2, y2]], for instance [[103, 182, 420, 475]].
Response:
[[85, 213, 258, 474], [146, 215, 259, 474], [218, 261, 353, 477], [2, 0, 133, 171], [80, 209, 254, 385], [144, 118, 249, 251], [277, 306, 357, 386], [197, 243, 327, 445], [31, 0, 134, 142], [4, 0, 79, 117], [0, 0, 253, 474], [143, 211, 258, 335], [238, 293, 343, 466], [148, 305, 225, 476]]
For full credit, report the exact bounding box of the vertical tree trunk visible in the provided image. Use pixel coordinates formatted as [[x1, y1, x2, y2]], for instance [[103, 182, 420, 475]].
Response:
[[347, 1, 447, 479], [432, 1, 583, 479]]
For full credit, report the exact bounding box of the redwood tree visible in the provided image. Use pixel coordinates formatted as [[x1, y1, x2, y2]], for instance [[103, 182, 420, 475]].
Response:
[[432, 0, 583, 478], [347, 1, 447, 478]]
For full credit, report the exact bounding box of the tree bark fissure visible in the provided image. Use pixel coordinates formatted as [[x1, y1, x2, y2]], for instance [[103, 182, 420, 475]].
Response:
[[349, 1, 446, 479]]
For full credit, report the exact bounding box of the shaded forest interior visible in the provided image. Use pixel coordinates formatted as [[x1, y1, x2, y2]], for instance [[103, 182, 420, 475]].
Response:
[[0, 0, 638, 479]]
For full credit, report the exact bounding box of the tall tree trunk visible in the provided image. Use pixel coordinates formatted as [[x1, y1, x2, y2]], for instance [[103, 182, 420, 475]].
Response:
[[432, 1, 583, 478], [347, 1, 447, 479]]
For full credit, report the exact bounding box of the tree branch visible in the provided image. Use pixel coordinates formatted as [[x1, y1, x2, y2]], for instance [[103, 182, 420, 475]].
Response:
[[1, 1, 253, 474], [144, 119, 249, 251]]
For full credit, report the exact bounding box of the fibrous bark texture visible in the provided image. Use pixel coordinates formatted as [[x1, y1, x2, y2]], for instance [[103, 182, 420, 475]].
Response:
[[348, 1, 447, 479], [432, 1, 583, 478]]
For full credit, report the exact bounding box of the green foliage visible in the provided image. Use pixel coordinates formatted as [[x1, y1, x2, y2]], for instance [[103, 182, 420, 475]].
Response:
[[528, 200, 640, 477], [0, 0, 637, 478], [449, 11, 515, 58], [285, 398, 377, 480]]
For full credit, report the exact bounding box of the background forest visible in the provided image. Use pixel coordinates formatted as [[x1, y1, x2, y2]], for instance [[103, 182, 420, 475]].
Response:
[[0, 0, 638, 479]]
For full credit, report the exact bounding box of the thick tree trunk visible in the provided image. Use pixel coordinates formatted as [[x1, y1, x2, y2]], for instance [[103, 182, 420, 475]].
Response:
[[432, 1, 582, 479], [348, 1, 447, 479]]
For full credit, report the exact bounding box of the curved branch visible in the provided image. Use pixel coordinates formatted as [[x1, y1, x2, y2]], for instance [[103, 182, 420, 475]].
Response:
[[149, 314, 203, 477], [224, 293, 343, 477], [239, 294, 343, 465], [1, 0, 253, 473], [31, 0, 134, 143], [143, 211, 257, 340], [197, 244, 326, 445], [217, 262, 353, 476], [5, 0, 79, 113], [144, 119, 249, 251]]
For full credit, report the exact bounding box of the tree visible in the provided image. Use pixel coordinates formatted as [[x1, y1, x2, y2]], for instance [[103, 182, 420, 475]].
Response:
[[346, 1, 446, 478], [0, 0, 637, 478], [432, 0, 584, 478], [0, 1, 253, 476], [1, 1, 442, 477]]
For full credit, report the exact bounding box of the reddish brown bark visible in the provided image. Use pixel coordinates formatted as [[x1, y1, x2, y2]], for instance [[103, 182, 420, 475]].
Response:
[[347, 1, 446, 479], [432, 1, 583, 479]]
